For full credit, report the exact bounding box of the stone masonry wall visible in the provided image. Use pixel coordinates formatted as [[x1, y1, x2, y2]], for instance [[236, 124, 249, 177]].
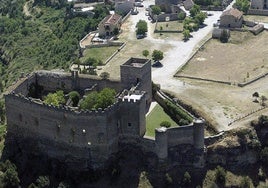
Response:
[[5, 94, 120, 168]]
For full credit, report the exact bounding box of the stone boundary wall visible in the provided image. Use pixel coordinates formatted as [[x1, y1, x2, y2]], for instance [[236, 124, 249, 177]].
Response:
[[228, 106, 267, 126], [243, 20, 257, 27], [79, 31, 98, 48], [122, 10, 132, 23], [154, 30, 182, 33], [200, 6, 224, 11], [205, 131, 225, 145], [174, 75, 232, 85], [237, 71, 268, 87], [153, 13, 180, 22], [248, 9, 268, 15], [104, 42, 127, 65], [154, 90, 195, 121]]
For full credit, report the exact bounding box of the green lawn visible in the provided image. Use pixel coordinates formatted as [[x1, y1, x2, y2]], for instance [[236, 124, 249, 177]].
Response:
[[81, 46, 120, 64], [146, 104, 178, 137]]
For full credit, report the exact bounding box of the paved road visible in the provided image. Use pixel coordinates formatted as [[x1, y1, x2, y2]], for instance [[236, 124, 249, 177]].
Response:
[[131, 1, 223, 93]]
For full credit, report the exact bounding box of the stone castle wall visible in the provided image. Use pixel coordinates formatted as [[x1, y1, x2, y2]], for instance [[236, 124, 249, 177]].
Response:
[[155, 119, 205, 160], [5, 57, 206, 170]]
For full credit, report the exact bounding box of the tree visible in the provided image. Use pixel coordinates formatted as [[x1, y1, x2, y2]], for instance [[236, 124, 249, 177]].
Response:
[[215, 166, 226, 185], [151, 5, 161, 15], [3, 168, 20, 187], [113, 27, 119, 36], [44, 90, 66, 107], [152, 50, 164, 62], [261, 147, 268, 165], [96, 88, 116, 109], [80, 91, 99, 110], [80, 88, 116, 110], [100, 72, 110, 80], [235, 0, 250, 13], [68, 91, 80, 107], [183, 29, 191, 41], [136, 20, 148, 35], [142, 50, 149, 58], [182, 171, 191, 186], [195, 12, 207, 25], [260, 95, 267, 106], [190, 4, 201, 18], [0, 160, 20, 188], [240, 176, 251, 188], [0, 100, 5, 123], [178, 12, 186, 20], [160, 121, 171, 128], [84, 57, 102, 67], [252, 92, 259, 98], [35, 176, 50, 188], [220, 29, 229, 43]]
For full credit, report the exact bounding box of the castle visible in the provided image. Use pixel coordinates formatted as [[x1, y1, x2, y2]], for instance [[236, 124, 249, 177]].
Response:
[[4, 57, 205, 171]]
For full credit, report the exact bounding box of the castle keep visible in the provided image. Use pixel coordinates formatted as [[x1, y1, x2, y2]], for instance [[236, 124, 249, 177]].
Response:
[[4, 57, 205, 171]]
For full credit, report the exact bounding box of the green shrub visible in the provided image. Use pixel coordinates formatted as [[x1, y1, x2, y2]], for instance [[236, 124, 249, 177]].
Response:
[[160, 121, 171, 128], [260, 147, 268, 166], [80, 88, 116, 110], [215, 166, 226, 185], [165, 173, 173, 185], [164, 99, 193, 122], [240, 176, 251, 188], [83, 57, 102, 67], [44, 90, 66, 107], [178, 12, 186, 20], [0, 160, 20, 188], [68, 91, 80, 107], [182, 171, 191, 186]]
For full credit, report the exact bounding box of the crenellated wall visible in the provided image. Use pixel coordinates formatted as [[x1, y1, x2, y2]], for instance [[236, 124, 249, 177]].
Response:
[[5, 57, 206, 171]]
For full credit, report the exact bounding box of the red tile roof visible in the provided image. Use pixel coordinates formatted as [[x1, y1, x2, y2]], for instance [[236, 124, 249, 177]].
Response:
[[101, 14, 122, 25]]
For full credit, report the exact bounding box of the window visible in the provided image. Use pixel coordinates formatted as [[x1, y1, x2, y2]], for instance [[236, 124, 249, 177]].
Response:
[[128, 123, 132, 127]]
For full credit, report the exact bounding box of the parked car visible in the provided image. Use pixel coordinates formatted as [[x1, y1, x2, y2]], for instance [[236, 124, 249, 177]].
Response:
[[136, 34, 145, 39]]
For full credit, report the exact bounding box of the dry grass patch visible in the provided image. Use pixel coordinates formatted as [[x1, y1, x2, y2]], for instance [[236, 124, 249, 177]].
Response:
[[244, 15, 268, 23], [155, 21, 183, 31], [177, 31, 268, 83]]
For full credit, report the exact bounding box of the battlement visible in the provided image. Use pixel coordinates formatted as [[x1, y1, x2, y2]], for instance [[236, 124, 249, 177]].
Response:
[[5, 58, 152, 169], [121, 57, 150, 68], [6, 92, 120, 116]]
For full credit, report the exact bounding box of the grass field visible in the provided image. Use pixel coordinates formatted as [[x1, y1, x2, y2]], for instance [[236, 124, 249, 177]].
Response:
[[155, 21, 183, 31], [81, 46, 119, 64], [145, 104, 178, 137]]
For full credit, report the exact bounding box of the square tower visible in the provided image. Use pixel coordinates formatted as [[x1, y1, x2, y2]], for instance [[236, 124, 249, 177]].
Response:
[[120, 58, 152, 109]]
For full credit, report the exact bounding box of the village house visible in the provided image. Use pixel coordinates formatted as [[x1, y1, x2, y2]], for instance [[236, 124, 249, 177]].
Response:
[[98, 13, 122, 38], [220, 8, 243, 28], [115, 0, 135, 15], [251, 0, 267, 9]]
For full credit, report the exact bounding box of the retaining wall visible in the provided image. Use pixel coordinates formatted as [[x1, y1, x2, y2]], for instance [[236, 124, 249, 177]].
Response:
[[248, 9, 268, 15]]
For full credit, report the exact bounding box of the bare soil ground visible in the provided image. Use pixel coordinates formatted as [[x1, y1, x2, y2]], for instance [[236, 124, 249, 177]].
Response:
[[244, 15, 268, 23], [175, 76, 268, 132], [176, 31, 268, 83]]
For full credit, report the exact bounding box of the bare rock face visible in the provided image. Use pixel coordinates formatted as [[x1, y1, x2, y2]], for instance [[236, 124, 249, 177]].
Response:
[[206, 129, 260, 167]]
